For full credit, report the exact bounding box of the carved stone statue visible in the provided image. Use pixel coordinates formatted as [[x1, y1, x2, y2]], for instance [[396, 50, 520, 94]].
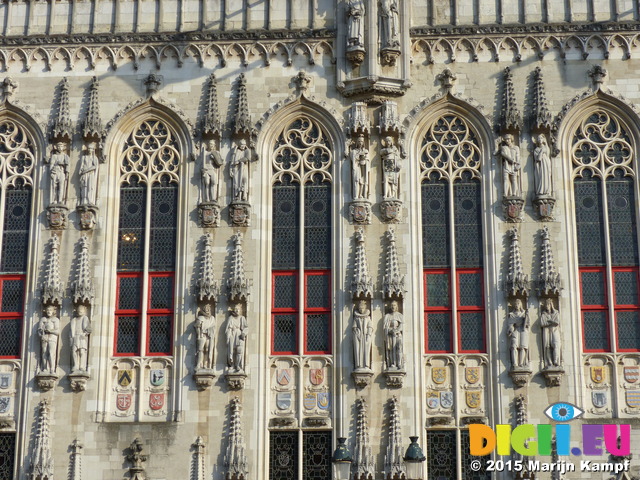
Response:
[[225, 303, 248, 373], [352, 300, 373, 370], [70, 304, 91, 372], [533, 134, 552, 197], [381, 136, 401, 199], [38, 305, 60, 374], [350, 135, 370, 200], [507, 299, 530, 368], [383, 300, 404, 370], [498, 134, 522, 198], [46, 142, 69, 205], [195, 303, 216, 370], [379, 0, 400, 48], [347, 0, 365, 50], [200, 139, 224, 203], [541, 298, 561, 368], [230, 139, 252, 202], [79, 143, 99, 206]]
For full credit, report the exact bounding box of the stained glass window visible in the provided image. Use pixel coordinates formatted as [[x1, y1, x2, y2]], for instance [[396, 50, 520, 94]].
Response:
[[0, 433, 15, 480], [269, 432, 298, 480]]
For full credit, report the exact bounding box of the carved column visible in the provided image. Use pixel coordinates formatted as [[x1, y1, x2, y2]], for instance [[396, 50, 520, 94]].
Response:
[[346, 103, 372, 225]]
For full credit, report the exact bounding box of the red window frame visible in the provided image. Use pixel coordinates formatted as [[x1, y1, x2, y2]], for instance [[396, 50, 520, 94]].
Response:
[[456, 268, 485, 354], [271, 270, 298, 355], [114, 272, 143, 356], [612, 266, 640, 352], [303, 270, 331, 355], [579, 266, 611, 352], [424, 269, 452, 353], [0, 275, 24, 359], [146, 272, 174, 356]]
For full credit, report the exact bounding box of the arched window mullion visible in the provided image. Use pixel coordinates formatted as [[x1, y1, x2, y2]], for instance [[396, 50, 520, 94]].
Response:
[[600, 177, 617, 354], [448, 176, 459, 355]]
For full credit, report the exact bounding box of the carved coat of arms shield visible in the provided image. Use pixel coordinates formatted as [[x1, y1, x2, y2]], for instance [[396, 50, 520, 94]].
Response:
[[276, 369, 292, 386], [432, 367, 447, 384], [624, 366, 640, 383], [317, 392, 330, 410], [149, 393, 164, 411], [465, 367, 480, 384], [276, 392, 292, 410], [427, 392, 439, 409], [116, 393, 132, 411], [117, 369, 133, 387], [626, 391, 640, 408], [0, 373, 11, 390], [591, 366, 605, 384], [303, 393, 316, 410], [0, 397, 10, 414], [310, 369, 324, 386], [440, 391, 454, 409], [150, 369, 165, 386], [466, 391, 481, 409], [592, 391, 607, 408]]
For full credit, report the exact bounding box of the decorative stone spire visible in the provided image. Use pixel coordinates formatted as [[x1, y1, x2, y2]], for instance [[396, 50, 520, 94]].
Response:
[[202, 74, 221, 139], [378, 101, 400, 136], [588, 65, 607, 90], [515, 394, 527, 425], [197, 233, 220, 303], [348, 102, 370, 136], [384, 396, 406, 480], [225, 397, 248, 480], [193, 437, 206, 480], [499, 67, 522, 133], [69, 439, 83, 480], [353, 398, 375, 480], [42, 235, 64, 306], [351, 228, 373, 299], [382, 229, 405, 300], [81, 77, 102, 139], [126, 438, 147, 480], [30, 400, 54, 480], [73, 234, 94, 305], [233, 74, 253, 136], [437, 68, 457, 94], [504, 228, 529, 298], [537, 226, 561, 297], [51, 78, 73, 141], [531, 67, 552, 132], [227, 232, 250, 303]]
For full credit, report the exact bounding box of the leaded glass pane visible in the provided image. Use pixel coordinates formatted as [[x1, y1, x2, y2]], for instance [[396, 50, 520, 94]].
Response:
[[1, 186, 31, 273], [581, 271, 606, 305], [273, 314, 296, 353], [118, 276, 142, 310], [116, 316, 140, 354], [426, 273, 450, 307], [458, 273, 482, 306], [427, 313, 451, 352], [583, 312, 608, 350], [117, 182, 146, 272], [0, 433, 15, 480], [1, 279, 23, 313], [574, 176, 606, 267], [0, 319, 20, 357], [148, 315, 172, 354], [427, 430, 456, 480], [303, 431, 331, 480], [459, 312, 484, 351], [461, 431, 491, 479], [306, 314, 329, 353], [304, 181, 330, 270], [617, 311, 640, 350], [607, 173, 638, 266], [614, 271, 638, 305], [454, 177, 482, 268], [269, 431, 298, 480], [149, 182, 177, 271], [274, 275, 297, 309], [306, 274, 329, 309], [273, 183, 300, 270], [422, 180, 450, 268], [150, 276, 173, 310]]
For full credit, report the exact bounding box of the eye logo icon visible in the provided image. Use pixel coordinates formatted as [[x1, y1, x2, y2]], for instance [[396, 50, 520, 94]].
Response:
[[544, 402, 584, 422]]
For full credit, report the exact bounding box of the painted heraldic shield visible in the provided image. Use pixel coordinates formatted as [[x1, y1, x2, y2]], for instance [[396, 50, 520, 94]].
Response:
[[624, 366, 640, 383], [117, 393, 132, 411], [590, 366, 605, 384], [426, 392, 439, 409], [465, 367, 480, 384], [431, 367, 447, 384]]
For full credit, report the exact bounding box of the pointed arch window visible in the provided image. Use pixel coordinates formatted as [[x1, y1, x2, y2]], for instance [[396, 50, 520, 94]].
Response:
[[0, 119, 34, 359], [271, 117, 332, 355], [420, 114, 485, 354], [572, 110, 640, 352], [114, 118, 179, 357]]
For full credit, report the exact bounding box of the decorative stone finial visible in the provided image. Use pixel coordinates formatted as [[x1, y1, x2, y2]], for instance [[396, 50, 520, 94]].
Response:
[[70, 439, 83, 480], [437, 69, 457, 93], [531, 67, 552, 132], [351, 228, 373, 299], [1, 77, 17, 101], [193, 437, 206, 480], [234, 74, 253, 136], [73, 234, 94, 305], [353, 398, 375, 480], [382, 229, 405, 300], [348, 102, 370, 136], [51, 78, 73, 142], [293, 71, 312, 96], [81, 77, 103, 140], [126, 438, 147, 480], [515, 394, 527, 425], [197, 233, 220, 303], [225, 397, 248, 480], [384, 396, 406, 480], [144, 73, 161, 97], [42, 235, 64, 306], [588, 65, 607, 90], [537, 226, 561, 296], [202, 74, 221, 139], [30, 400, 54, 480], [505, 228, 529, 298], [500, 67, 522, 133], [227, 232, 251, 303], [378, 101, 401, 136]]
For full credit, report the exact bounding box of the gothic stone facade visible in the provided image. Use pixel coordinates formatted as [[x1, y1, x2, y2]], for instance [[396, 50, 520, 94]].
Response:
[[1, 1, 640, 479]]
